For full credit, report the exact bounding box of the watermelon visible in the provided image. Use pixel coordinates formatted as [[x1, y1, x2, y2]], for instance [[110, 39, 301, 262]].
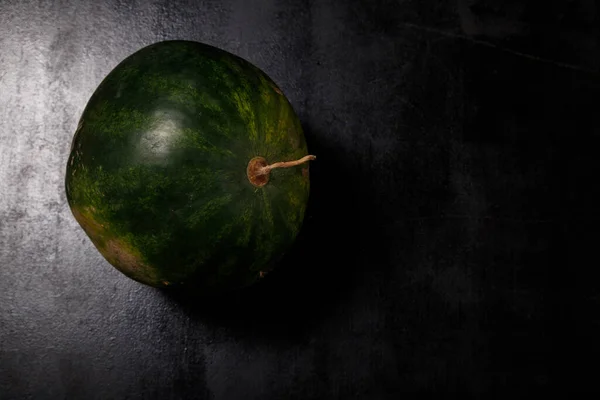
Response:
[[65, 40, 315, 294]]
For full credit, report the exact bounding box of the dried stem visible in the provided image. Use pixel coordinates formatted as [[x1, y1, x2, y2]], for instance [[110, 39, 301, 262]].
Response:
[[257, 155, 316, 176]]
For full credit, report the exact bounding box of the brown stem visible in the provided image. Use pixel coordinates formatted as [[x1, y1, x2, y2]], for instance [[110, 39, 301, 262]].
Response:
[[247, 155, 316, 187], [257, 155, 316, 175]]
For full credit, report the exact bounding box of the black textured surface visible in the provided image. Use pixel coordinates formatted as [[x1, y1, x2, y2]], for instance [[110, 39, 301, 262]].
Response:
[[1, 0, 598, 398]]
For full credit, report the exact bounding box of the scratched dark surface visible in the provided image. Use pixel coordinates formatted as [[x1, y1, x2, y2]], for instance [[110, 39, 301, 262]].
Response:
[[1, 0, 598, 398]]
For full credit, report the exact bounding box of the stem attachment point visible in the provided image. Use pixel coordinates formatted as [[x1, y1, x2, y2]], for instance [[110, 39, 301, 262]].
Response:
[[247, 155, 316, 187]]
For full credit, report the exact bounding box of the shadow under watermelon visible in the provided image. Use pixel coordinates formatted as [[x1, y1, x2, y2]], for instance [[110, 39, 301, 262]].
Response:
[[161, 122, 374, 342]]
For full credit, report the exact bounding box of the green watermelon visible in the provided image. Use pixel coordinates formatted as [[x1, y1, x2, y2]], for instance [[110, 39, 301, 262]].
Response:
[[65, 40, 315, 294]]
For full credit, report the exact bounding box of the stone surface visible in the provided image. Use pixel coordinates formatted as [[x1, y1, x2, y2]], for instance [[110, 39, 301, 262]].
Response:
[[1, 0, 598, 397]]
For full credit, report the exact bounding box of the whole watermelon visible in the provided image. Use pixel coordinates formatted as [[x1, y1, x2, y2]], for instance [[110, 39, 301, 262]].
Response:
[[65, 40, 314, 294]]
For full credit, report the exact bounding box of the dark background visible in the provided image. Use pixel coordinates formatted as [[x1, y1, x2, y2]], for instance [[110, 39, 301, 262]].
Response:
[[1, 0, 598, 398]]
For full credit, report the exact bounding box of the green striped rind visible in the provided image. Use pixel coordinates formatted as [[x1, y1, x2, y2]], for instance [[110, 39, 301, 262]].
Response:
[[65, 41, 310, 293]]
